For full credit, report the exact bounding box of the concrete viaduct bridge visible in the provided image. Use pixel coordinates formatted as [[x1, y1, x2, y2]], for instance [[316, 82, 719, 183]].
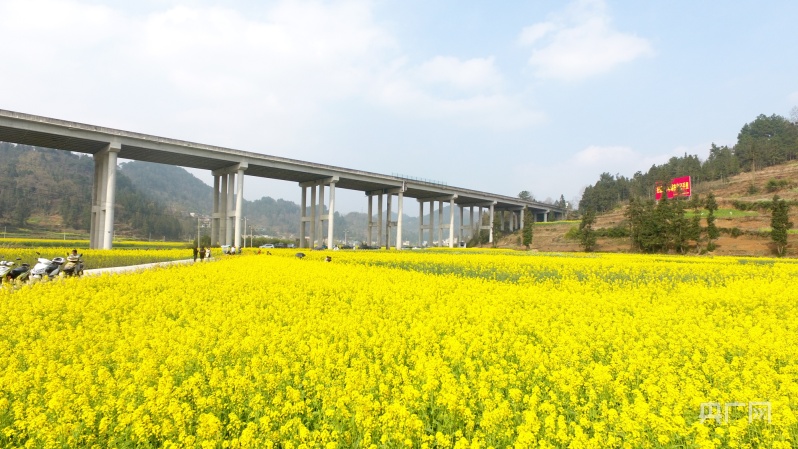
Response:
[[0, 109, 564, 249]]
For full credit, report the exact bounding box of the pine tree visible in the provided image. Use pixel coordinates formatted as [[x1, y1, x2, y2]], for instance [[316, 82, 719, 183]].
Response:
[[522, 208, 534, 249], [705, 192, 719, 251], [492, 213, 502, 247], [686, 194, 702, 252], [579, 209, 597, 252], [770, 194, 792, 256], [670, 197, 690, 254]]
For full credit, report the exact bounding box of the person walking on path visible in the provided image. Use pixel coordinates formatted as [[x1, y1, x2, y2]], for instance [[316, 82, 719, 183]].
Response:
[[199, 246, 206, 262], [192, 247, 198, 262]]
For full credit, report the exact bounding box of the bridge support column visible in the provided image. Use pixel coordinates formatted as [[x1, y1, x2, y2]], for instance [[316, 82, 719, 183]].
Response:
[[470, 206, 475, 242], [326, 180, 336, 248], [447, 198, 454, 248], [377, 194, 383, 248], [90, 142, 120, 249], [314, 184, 324, 248], [225, 173, 234, 245], [437, 201, 444, 247], [90, 153, 105, 249], [310, 185, 317, 247], [385, 193, 392, 249], [234, 167, 245, 248], [219, 174, 228, 246], [367, 195, 374, 246], [418, 200, 425, 247], [459, 206, 464, 246], [300, 187, 307, 248], [211, 163, 246, 248], [489, 203, 495, 243], [211, 175, 220, 245], [366, 186, 403, 249], [299, 177, 338, 249], [396, 189, 404, 250]]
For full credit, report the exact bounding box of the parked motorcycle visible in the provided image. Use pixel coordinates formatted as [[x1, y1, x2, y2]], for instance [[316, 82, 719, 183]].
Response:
[[6, 258, 31, 283], [62, 252, 84, 277], [30, 253, 66, 281], [0, 257, 15, 284]]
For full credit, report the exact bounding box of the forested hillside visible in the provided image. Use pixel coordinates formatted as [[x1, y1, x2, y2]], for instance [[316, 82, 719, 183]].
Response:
[[579, 113, 798, 212], [0, 144, 187, 240], [119, 161, 213, 215]]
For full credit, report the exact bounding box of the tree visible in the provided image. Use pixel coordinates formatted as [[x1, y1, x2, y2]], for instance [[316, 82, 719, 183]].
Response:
[[705, 192, 719, 251], [670, 196, 689, 254], [579, 209, 597, 252], [686, 194, 702, 252], [492, 213, 502, 247], [522, 208, 534, 249], [518, 190, 533, 201], [770, 194, 792, 256]]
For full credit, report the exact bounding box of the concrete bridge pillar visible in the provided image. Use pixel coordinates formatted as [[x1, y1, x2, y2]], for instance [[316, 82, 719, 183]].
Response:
[[219, 174, 228, 245], [367, 187, 405, 249], [368, 194, 374, 246], [211, 176, 220, 245], [300, 186, 307, 247], [89, 142, 120, 249], [326, 180, 336, 248], [211, 163, 246, 248], [299, 177, 338, 248], [489, 203, 495, 243], [377, 194, 383, 248], [448, 197, 455, 248], [234, 167, 245, 248], [225, 173, 234, 245], [385, 193, 392, 249], [459, 206, 464, 246], [396, 189, 404, 250]]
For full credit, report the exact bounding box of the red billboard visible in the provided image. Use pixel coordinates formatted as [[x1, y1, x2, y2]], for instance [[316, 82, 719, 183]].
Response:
[[655, 176, 691, 200]]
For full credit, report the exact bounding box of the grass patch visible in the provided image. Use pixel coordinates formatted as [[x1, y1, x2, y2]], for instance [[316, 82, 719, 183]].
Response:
[[686, 209, 759, 218]]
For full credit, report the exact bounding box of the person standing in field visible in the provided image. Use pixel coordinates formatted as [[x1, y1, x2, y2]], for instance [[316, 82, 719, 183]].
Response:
[[199, 246, 206, 262], [192, 247, 198, 262]]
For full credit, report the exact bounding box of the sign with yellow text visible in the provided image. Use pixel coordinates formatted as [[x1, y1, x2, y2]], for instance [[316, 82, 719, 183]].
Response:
[[655, 176, 691, 200]]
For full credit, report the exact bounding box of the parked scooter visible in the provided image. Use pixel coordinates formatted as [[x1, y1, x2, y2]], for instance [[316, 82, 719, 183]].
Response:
[[6, 258, 31, 283], [30, 253, 66, 281], [62, 251, 84, 277], [0, 257, 15, 284]]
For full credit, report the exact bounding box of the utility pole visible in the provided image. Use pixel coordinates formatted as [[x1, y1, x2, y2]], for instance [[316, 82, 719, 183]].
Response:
[[197, 216, 201, 247], [243, 217, 247, 248]]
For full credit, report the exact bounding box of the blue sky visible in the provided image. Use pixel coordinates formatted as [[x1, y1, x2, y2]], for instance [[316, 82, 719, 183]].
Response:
[[1, 0, 796, 213]]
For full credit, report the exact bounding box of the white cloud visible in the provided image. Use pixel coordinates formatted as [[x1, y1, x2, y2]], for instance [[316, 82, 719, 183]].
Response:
[[517, 23, 557, 47], [517, 0, 652, 81], [572, 145, 636, 166], [415, 56, 503, 92], [0, 0, 545, 146], [372, 58, 544, 130]]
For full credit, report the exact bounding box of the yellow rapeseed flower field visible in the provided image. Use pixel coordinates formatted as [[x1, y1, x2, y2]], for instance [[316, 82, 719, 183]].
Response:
[[1, 250, 796, 448], [0, 247, 195, 272]]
